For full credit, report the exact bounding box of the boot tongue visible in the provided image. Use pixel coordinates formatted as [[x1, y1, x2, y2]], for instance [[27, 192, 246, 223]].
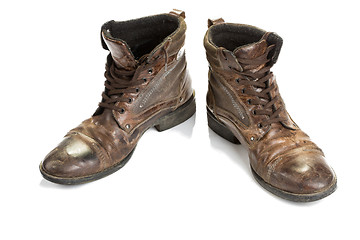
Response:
[[101, 30, 137, 70], [233, 35, 269, 72]]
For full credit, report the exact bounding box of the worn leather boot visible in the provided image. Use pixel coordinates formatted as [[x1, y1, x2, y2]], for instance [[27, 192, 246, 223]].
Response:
[[204, 19, 336, 202], [40, 10, 195, 184]]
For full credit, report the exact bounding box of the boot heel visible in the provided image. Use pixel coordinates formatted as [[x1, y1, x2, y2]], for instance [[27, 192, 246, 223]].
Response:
[[207, 109, 240, 144], [155, 95, 196, 132]]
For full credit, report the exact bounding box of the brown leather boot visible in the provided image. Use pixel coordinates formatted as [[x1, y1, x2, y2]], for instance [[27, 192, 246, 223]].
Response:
[[40, 10, 195, 184], [204, 19, 336, 202]]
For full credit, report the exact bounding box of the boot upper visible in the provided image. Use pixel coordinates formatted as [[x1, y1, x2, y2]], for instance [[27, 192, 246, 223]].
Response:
[[41, 11, 193, 179], [204, 20, 336, 195]]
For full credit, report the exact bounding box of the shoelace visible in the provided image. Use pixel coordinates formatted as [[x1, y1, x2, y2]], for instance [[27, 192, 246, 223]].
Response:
[[231, 44, 286, 128], [98, 55, 143, 113], [99, 45, 169, 114]]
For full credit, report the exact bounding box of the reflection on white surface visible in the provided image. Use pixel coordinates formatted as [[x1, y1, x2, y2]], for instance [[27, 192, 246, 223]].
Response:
[[208, 126, 252, 178], [39, 179, 83, 189], [167, 113, 196, 138]]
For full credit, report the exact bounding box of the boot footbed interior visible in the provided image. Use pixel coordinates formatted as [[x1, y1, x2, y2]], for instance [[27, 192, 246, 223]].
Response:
[[104, 15, 179, 59], [209, 24, 266, 51]]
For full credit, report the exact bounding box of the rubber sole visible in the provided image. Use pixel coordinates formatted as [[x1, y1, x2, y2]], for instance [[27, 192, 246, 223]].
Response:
[[207, 108, 337, 202], [40, 95, 196, 185], [154, 95, 196, 132]]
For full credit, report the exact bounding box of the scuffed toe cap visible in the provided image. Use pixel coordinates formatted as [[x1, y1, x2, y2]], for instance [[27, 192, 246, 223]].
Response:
[[40, 134, 101, 179], [268, 151, 337, 195]]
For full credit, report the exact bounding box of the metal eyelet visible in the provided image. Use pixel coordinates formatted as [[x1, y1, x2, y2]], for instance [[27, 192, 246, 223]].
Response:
[[252, 110, 257, 115], [241, 88, 245, 94], [135, 88, 139, 92], [148, 69, 153, 74], [258, 123, 263, 128], [236, 78, 240, 83], [247, 99, 252, 104], [120, 108, 125, 114], [250, 136, 255, 141], [128, 98, 132, 103], [143, 78, 147, 82], [125, 124, 130, 129]]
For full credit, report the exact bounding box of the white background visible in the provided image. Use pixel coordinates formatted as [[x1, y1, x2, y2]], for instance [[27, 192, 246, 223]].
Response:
[[0, 0, 359, 239]]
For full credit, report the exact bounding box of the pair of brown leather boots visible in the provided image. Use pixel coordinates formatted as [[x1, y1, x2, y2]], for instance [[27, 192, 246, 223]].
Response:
[[40, 10, 336, 202]]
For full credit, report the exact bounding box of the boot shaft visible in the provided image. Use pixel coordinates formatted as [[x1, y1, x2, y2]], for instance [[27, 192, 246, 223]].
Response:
[[204, 21, 282, 73], [98, 11, 193, 133], [204, 20, 296, 143], [101, 12, 186, 69]]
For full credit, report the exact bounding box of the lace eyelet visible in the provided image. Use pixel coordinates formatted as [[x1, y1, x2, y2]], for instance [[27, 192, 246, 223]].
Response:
[[128, 98, 132, 103], [135, 88, 139, 93], [143, 78, 147, 83], [258, 123, 263, 128], [250, 136, 255, 141], [125, 124, 130, 129], [241, 88, 245, 94], [120, 108, 125, 114], [236, 78, 240, 83], [247, 99, 252, 104], [252, 110, 256, 115], [148, 69, 153, 74]]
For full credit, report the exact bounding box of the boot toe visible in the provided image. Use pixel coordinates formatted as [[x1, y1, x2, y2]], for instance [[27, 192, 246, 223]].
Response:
[[40, 135, 100, 180], [270, 152, 337, 196]]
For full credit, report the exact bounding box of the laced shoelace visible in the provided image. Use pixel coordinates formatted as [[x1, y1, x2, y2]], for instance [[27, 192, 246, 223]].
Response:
[[230, 44, 286, 128], [98, 55, 143, 113], [98, 44, 169, 114]]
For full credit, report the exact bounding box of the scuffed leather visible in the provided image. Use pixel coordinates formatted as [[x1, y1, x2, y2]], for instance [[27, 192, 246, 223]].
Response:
[[41, 12, 192, 179], [204, 21, 336, 195], [42, 134, 101, 178], [102, 33, 137, 70], [248, 123, 334, 194]]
